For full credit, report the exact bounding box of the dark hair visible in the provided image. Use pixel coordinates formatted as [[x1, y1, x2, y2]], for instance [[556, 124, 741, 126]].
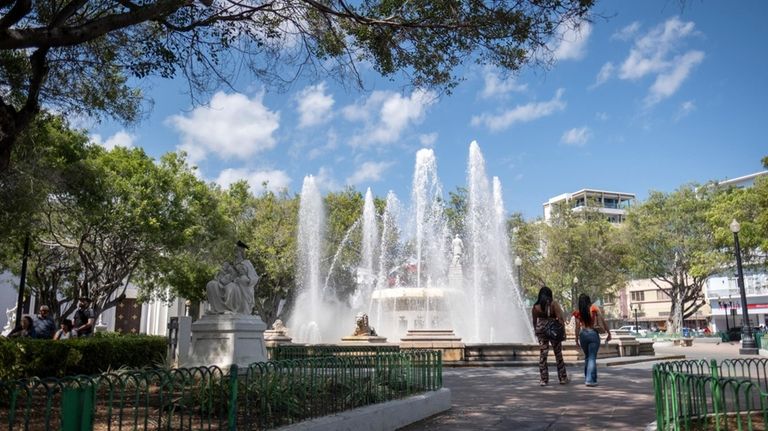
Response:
[[578, 294, 593, 326], [61, 319, 73, 331], [534, 285, 554, 317], [21, 315, 33, 327]]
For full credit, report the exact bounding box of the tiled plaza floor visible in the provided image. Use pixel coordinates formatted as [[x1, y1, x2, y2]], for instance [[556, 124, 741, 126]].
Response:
[[400, 341, 755, 431]]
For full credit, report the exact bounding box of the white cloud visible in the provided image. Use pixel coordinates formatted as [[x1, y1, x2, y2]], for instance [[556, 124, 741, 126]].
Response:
[[595, 112, 609, 121], [644, 50, 704, 106], [215, 168, 291, 194], [296, 83, 334, 128], [561, 126, 592, 146], [674, 100, 696, 121], [346, 161, 394, 185], [343, 89, 437, 147], [314, 166, 341, 192], [614, 17, 703, 107], [592, 62, 614, 88], [619, 17, 698, 80], [480, 67, 527, 99], [90, 130, 135, 150], [471, 89, 566, 132], [612, 22, 641, 41], [169, 91, 280, 163], [553, 21, 592, 61], [419, 132, 438, 147]]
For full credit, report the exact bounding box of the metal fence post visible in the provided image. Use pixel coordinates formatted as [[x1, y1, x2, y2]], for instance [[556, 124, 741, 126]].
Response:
[[61, 382, 95, 431], [228, 364, 239, 431]]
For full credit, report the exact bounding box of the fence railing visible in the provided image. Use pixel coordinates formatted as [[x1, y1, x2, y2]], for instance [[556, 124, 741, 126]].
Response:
[[0, 350, 442, 431], [267, 344, 400, 361], [653, 358, 768, 430]]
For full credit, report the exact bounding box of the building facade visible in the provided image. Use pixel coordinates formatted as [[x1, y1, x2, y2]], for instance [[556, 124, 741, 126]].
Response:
[[543, 189, 636, 224]]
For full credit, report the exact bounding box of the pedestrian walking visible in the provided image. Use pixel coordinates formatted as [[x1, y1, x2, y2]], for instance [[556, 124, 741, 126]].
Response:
[[573, 293, 611, 387], [532, 285, 569, 386]]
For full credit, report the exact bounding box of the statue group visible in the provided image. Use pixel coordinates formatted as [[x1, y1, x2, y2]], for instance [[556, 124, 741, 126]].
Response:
[[206, 243, 260, 315]]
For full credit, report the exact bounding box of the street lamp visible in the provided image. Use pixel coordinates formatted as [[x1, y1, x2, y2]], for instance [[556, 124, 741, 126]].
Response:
[[632, 303, 640, 333], [731, 219, 757, 354], [718, 298, 731, 333]]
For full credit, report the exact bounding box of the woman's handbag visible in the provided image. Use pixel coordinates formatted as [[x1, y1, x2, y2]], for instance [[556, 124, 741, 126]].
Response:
[[543, 319, 566, 342]]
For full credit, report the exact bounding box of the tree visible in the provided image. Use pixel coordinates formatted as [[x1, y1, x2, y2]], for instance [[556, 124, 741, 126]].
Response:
[[12, 143, 219, 321], [512, 203, 627, 310], [240, 186, 299, 325], [624, 186, 718, 334], [323, 188, 365, 302], [0, 0, 596, 171]]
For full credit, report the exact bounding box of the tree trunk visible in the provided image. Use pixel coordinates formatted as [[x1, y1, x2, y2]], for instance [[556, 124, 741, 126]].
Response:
[[0, 107, 18, 172]]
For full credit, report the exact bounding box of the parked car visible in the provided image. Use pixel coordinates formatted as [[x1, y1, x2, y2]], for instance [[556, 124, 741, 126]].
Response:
[[617, 325, 648, 336]]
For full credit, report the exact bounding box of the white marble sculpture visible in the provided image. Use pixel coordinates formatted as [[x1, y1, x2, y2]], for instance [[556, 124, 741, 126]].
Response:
[[188, 241, 268, 369], [206, 244, 259, 315], [452, 234, 464, 266]]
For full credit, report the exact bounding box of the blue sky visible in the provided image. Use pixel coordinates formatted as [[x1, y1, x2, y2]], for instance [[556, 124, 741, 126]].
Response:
[[88, 1, 767, 220]]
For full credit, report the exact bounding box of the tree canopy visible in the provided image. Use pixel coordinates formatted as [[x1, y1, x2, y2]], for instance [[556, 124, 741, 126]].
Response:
[[0, 0, 595, 170]]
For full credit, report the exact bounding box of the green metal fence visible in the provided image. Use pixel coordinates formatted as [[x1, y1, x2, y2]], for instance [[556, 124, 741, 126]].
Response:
[[0, 350, 442, 431], [654, 358, 768, 430], [267, 344, 400, 361]]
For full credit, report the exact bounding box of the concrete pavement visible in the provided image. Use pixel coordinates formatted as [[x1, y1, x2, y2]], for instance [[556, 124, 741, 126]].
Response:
[[400, 341, 757, 431]]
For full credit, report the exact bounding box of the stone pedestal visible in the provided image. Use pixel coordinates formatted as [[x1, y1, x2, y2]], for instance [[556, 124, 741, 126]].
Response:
[[341, 335, 388, 343], [400, 329, 465, 361], [610, 333, 641, 356], [264, 329, 293, 347], [186, 314, 268, 370]]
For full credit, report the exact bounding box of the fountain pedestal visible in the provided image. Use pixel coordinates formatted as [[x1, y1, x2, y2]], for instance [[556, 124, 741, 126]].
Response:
[[400, 329, 465, 361], [341, 335, 388, 343], [186, 314, 268, 369]]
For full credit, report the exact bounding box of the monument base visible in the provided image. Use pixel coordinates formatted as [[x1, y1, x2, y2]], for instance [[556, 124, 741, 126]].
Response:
[[400, 329, 465, 361], [264, 329, 293, 347], [186, 314, 268, 370], [341, 335, 388, 343]]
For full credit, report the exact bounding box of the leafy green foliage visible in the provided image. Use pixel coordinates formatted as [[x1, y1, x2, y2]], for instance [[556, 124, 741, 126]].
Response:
[[624, 186, 717, 333], [511, 203, 627, 309], [0, 334, 166, 380]]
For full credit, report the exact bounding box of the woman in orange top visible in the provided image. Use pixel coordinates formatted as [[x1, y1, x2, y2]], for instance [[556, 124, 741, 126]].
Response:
[[573, 294, 611, 387]]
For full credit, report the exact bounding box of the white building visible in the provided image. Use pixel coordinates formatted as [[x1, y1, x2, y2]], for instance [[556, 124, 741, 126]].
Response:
[[543, 189, 636, 224]]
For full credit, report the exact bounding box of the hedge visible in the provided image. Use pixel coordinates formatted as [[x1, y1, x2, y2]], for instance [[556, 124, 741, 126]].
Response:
[[0, 333, 167, 380]]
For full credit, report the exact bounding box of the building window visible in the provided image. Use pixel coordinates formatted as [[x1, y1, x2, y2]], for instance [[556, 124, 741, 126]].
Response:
[[631, 291, 645, 301], [659, 311, 670, 317], [604, 294, 616, 304], [656, 290, 668, 300]]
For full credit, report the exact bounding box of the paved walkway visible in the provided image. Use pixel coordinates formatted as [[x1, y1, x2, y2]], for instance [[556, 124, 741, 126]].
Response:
[[400, 341, 756, 431]]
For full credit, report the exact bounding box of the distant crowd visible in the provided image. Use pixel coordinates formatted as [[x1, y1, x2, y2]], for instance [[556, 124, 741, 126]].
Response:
[[6, 297, 95, 340]]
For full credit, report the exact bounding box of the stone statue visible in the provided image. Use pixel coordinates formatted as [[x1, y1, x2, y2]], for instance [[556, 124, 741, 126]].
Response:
[[452, 234, 464, 265], [206, 242, 260, 315], [271, 319, 286, 331], [352, 312, 377, 336]]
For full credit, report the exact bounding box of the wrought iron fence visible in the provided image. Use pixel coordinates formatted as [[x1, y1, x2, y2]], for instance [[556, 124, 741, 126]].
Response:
[[267, 344, 400, 361], [653, 358, 768, 430], [0, 350, 442, 431]]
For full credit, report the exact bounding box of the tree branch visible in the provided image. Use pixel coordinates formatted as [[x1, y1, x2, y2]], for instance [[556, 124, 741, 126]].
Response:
[[0, 0, 31, 30]]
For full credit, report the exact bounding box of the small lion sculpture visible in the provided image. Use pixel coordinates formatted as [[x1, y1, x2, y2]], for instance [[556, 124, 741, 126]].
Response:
[[352, 312, 378, 336]]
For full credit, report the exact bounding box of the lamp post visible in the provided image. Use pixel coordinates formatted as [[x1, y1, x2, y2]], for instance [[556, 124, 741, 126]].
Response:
[[632, 304, 640, 333], [514, 256, 522, 290], [718, 299, 730, 333], [731, 219, 757, 354]]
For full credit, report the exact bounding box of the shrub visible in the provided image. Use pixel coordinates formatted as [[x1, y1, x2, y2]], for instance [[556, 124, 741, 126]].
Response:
[[0, 333, 167, 380]]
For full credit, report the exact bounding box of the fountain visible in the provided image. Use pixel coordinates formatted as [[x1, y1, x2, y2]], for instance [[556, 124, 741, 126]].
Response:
[[288, 142, 535, 344]]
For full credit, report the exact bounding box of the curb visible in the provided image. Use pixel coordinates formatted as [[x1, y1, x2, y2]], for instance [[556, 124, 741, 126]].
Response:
[[274, 388, 451, 431], [444, 354, 686, 368]]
